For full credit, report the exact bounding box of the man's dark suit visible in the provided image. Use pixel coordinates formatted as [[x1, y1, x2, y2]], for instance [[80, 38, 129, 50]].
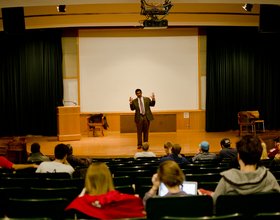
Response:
[[130, 97, 155, 146]]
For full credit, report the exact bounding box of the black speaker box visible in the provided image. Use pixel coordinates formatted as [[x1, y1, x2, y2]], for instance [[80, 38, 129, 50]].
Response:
[[1, 7, 25, 35], [259, 4, 280, 33]]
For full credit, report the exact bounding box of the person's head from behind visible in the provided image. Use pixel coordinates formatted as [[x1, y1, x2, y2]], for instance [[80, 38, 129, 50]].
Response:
[[31, 142, 40, 154], [164, 141, 173, 155], [85, 162, 115, 196], [171, 144, 181, 155], [157, 160, 184, 188], [220, 138, 231, 149], [199, 141, 209, 152], [142, 142, 149, 152], [236, 135, 262, 166], [67, 144, 73, 156], [55, 144, 69, 160], [135, 89, 142, 98]]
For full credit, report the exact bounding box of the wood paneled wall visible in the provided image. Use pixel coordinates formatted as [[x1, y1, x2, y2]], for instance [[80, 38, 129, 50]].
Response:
[[80, 110, 205, 134]]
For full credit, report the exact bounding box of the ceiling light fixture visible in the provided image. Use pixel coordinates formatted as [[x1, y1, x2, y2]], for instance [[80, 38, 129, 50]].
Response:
[[57, 5, 66, 12], [242, 4, 253, 12]]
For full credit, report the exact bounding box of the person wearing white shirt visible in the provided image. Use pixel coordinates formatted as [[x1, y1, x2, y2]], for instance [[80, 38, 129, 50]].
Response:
[[134, 142, 157, 159], [36, 144, 74, 177]]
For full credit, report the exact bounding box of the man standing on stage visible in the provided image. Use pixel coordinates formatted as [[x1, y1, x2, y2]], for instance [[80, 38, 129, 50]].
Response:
[[129, 89, 156, 149]]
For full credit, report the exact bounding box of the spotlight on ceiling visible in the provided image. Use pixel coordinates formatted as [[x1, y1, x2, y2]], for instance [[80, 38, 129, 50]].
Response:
[[57, 5, 66, 12], [242, 4, 253, 12]]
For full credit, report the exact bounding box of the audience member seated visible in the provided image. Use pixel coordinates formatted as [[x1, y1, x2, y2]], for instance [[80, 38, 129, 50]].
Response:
[[27, 142, 51, 164], [269, 155, 280, 171], [0, 156, 38, 170], [65, 162, 145, 219], [163, 141, 173, 156], [36, 144, 74, 176], [269, 138, 280, 170], [211, 135, 280, 204], [268, 137, 280, 159], [134, 142, 156, 159], [219, 138, 237, 160], [158, 144, 190, 164], [192, 141, 217, 162], [67, 144, 91, 167], [143, 160, 187, 209], [258, 136, 268, 160]]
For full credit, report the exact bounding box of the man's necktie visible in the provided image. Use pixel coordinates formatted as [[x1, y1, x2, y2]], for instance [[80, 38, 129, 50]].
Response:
[[140, 98, 145, 115]]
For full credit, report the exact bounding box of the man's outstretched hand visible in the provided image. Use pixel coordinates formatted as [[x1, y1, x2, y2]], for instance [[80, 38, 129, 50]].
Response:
[[129, 97, 133, 104]]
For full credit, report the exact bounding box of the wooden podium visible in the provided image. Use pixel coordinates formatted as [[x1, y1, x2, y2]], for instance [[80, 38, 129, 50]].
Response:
[[57, 106, 81, 141]]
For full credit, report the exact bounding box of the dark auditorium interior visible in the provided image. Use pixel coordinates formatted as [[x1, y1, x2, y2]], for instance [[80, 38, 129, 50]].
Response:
[[1, 0, 280, 219]]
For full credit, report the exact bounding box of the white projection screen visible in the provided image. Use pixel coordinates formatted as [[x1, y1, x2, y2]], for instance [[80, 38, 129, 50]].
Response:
[[79, 28, 199, 112]]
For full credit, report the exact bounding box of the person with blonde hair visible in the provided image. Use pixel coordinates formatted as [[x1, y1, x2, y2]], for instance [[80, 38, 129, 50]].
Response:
[[65, 162, 145, 219], [258, 136, 268, 160], [143, 160, 187, 209], [134, 142, 157, 159]]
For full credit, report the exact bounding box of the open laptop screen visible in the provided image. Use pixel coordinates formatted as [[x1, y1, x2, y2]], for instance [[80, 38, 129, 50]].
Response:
[[158, 181, 197, 196]]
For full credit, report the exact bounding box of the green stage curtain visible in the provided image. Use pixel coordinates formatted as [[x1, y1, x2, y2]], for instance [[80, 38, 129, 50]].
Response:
[[206, 27, 280, 132], [0, 29, 63, 137]]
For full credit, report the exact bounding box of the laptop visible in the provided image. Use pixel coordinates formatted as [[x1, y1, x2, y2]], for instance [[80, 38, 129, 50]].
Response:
[[158, 181, 198, 196]]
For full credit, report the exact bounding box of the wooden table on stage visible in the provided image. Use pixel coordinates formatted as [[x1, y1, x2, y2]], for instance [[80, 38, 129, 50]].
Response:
[[57, 106, 81, 141]]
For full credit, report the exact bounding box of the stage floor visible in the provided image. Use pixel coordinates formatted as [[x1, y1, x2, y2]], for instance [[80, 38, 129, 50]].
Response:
[[14, 129, 280, 158]]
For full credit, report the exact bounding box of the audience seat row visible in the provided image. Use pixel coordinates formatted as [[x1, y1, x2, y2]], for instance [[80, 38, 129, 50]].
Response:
[[147, 192, 280, 220], [0, 156, 279, 220], [1, 192, 280, 220], [0, 177, 84, 191]]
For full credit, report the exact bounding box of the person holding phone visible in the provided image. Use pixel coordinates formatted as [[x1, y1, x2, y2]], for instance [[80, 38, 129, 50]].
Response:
[[142, 160, 187, 209]]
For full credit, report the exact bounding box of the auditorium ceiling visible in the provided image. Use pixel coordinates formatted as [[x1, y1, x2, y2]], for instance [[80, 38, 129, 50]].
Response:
[[0, 0, 279, 30]]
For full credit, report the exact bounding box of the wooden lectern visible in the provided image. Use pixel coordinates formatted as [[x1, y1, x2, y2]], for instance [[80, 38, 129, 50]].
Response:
[[57, 106, 81, 141]]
